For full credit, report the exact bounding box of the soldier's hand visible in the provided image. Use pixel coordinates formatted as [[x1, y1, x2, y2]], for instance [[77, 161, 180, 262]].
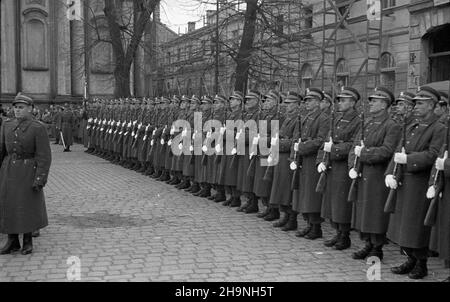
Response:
[[354, 145, 363, 157], [426, 185, 436, 199], [394, 152, 407, 164], [323, 140, 333, 153], [385, 175, 397, 189], [348, 168, 358, 179], [317, 162, 327, 173], [435, 151, 448, 171]]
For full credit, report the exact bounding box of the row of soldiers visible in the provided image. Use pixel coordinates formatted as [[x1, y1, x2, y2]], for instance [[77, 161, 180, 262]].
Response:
[[84, 85, 450, 281]]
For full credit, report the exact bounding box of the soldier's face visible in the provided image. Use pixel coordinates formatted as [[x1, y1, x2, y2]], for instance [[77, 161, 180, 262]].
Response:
[[414, 100, 435, 118], [396, 101, 412, 116], [262, 97, 276, 110], [305, 98, 320, 111], [14, 103, 33, 119], [245, 97, 258, 109], [230, 97, 241, 109], [434, 104, 448, 117], [368, 98, 387, 113], [320, 99, 332, 111], [337, 97, 354, 112]]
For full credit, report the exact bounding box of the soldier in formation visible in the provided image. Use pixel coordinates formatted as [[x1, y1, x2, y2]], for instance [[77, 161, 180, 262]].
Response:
[[82, 85, 450, 280]]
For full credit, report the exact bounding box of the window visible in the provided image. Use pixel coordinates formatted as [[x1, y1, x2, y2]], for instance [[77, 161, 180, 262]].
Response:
[[167, 52, 171, 65], [300, 63, 313, 90], [275, 14, 284, 35], [338, 5, 350, 28], [303, 6, 313, 29], [24, 19, 48, 70], [425, 24, 450, 82], [188, 45, 192, 59], [177, 49, 181, 61], [380, 52, 396, 93], [381, 0, 396, 9], [336, 58, 349, 90]]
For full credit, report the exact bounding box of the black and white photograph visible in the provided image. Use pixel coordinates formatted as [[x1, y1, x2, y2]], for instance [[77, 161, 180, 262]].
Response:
[[0, 0, 450, 286]]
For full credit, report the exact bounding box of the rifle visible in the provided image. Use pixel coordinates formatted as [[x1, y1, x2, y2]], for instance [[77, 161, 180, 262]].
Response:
[[215, 99, 228, 165], [290, 109, 303, 191], [230, 95, 245, 170], [316, 93, 336, 193], [384, 111, 408, 213], [263, 92, 281, 182], [202, 103, 214, 166], [247, 95, 262, 178], [424, 115, 450, 226], [347, 97, 366, 202]]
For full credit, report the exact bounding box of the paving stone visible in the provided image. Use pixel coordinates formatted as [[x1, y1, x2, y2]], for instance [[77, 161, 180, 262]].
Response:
[[0, 144, 447, 282]]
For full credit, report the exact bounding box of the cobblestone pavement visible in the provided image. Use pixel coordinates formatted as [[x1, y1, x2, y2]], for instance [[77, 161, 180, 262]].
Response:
[[0, 144, 448, 282]]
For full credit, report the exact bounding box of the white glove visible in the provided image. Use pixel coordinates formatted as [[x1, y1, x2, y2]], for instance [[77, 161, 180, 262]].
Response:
[[354, 145, 363, 157], [394, 147, 407, 164], [215, 144, 222, 153], [435, 151, 448, 171], [426, 185, 436, 199], [271, 135, 279, 146], [317, 162, 327, 173], [348, 168, 358, 180], [220, 127, 226, 135], [385, 175, 398, 190], [324, 140, 333, 153]]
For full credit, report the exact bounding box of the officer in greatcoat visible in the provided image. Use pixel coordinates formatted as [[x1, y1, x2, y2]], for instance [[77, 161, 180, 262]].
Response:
[[349, 88, 403, 260], [292, 88, 330, 238], [385, 86, 445, 279], [317, 86, 361, 250], [0, 93, 51, 255], [268, 92, 302, 226]]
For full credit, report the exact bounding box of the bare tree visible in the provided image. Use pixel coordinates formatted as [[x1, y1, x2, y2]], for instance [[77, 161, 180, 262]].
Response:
[[103, 0, 159, 97]]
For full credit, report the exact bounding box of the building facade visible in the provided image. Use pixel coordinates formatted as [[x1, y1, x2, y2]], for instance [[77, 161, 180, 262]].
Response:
[[0, 0, 177, 104], [156, 0, 450, 97]]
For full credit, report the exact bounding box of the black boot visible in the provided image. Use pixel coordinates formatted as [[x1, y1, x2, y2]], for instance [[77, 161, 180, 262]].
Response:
[[334, 231, 351, 250], [237, 199, 250, 212], [324, 231, 340, 247], [178, 179, 191, 190], [222, 197, 233, 206], [257, 206, 271, 219], [230, 197, 241, 208], [352, 242, 373, 260], [0, 234, 21, 255], [281, 212, 298, 231], [391, 257, 417, 275], [264, 208, 280, 221], [296, 224, 312, 237], [304, 224, 322, 240], [273, 212, 289, 228], [21, 233, 33, 255], [32, 230, 40, 238], [408, 259, 428, 279], [213, 190, 226, 203], [367, 245, 384, 261], [189, 183, 201, 194], [198, 185, 211, 198], [244, 197, 259, 214]]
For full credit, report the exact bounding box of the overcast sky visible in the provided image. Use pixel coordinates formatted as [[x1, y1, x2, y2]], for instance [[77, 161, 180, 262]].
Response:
[[160, 0, 215, 34]]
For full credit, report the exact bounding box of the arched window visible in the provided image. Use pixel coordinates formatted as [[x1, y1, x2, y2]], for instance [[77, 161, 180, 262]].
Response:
[[380, 52, 396, 93], [90, 17, 114, 74], [22, 8, 49, 70], [300, 63, 312, 90], [336, 58, 349, 90]]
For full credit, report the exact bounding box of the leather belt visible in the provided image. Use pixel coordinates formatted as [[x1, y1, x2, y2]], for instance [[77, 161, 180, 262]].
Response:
[[10, 153, 34, 160]]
